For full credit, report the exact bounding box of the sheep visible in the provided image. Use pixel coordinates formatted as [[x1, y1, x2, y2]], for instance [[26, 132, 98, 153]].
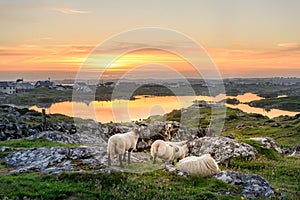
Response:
[[107, 127, 141, 168], [176, 154, 221, 177], [150, 140, 189, 164]]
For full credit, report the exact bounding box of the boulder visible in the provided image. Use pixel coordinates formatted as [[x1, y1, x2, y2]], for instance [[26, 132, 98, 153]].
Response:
[[27, 131, 80, 144], [189, 136, 257, 165], [250, 137, 283, 154], [135, 121, 198, 150], [214, 170, 274, 198], [282, 144, 300, 157], [4, 145, 109, 174]]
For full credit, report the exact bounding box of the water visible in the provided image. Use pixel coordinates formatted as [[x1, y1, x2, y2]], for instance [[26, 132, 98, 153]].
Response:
[[30, 93, 299, 123]]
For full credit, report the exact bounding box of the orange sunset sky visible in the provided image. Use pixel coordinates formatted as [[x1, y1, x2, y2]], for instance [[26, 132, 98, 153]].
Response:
[[1, 0, 300, 81]]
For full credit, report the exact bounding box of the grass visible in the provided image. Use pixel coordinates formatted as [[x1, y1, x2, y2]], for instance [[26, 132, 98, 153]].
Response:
[[228, 157, 300, 199], [226, 139, 300, 199], [249, 95, 300, 112], [0, 102, 300, 199], [144, 106, 300, 198], [0, 138, 76, 150], [242, 139, 283, 160], [0, 170, 240, 200]]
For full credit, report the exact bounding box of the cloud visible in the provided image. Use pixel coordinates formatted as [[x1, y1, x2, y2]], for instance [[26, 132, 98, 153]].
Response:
[[277, 43, 300, 49], [49, 7, 91, 14]]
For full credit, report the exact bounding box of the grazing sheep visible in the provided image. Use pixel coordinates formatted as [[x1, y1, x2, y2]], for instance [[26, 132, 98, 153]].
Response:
[[151, 140, 189, 164], [176, 154, 220, 177], [107, 127, 141, 168]]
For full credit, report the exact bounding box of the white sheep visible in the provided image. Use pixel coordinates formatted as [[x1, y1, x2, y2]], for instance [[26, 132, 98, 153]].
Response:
[[107, 127, 140, 168], [151, 140, 189, 164], [176, 154, 221, 177]]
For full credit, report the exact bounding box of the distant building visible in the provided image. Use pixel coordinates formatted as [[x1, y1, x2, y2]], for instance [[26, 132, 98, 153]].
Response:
[[103, 82, 116, 88], [56, 85, 72, 91], [73, 82, 87, 89], [116, 82, 136, 87], [16, 82, 34, 93], [0, 81, 16, 94], [163, 82, 180, 88], [73, 82, 92, 93], [35, 80, 56, 88]]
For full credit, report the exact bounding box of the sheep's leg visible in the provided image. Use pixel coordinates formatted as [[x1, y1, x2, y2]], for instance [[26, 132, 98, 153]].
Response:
[[127, 151, 131, 164], [119, 154, 124, 168], [153, 153, 157, 164], [123, 152, 126, 162], [108, 154, 111, 166], [127, 148, 133, 164]]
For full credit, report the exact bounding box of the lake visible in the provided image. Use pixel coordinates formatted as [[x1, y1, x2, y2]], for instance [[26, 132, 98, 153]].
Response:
[[30, 93, 299, 123]]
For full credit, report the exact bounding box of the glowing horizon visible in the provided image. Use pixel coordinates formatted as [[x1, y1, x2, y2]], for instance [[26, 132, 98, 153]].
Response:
[[1, 0, 299, 80]]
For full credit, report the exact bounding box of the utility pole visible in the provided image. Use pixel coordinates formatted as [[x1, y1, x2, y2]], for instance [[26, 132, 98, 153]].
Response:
[[42, 108, 47, 131]]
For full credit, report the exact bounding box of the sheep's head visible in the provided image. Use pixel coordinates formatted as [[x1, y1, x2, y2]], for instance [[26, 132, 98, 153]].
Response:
[[132, 125, 144, 136]]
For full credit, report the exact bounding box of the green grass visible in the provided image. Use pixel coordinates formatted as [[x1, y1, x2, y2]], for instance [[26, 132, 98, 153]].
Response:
[[228, 157, 300, 199], [0, 138, 76, 149], [249, 95, 300, 112], [242, 139, 283, 160], [0, 170, 240, 200], [0, 103, 299, 199], [226, 139, 300, 199]]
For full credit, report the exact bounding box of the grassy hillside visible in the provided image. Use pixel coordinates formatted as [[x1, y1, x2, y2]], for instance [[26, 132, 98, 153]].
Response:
[[0, 106, 299, 199], [249, 95, 300, 112]]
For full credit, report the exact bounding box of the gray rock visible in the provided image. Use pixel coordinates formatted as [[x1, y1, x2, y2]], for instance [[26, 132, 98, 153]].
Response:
[[0, 146, 11, 152], [4, 145, 108, 174], [189, 136, 257, 165], [214, 170, 274, 198], [236, 123, 245, 129], [250, 137, 283, 154], [94, 167, 121, 174], [27, 129, 108, 145], [282, 144, 300, 157], [27, 131, 80, 144], [164, 164, 188, 177]]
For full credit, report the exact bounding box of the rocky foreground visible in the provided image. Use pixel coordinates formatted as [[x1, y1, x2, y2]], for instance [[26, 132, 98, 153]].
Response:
[[1, 105, 300, 198]]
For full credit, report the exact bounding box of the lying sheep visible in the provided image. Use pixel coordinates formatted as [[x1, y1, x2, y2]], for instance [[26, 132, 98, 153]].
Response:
[[151, 140, 188, 164], [176, 154, 220, 177], [107, 127, 141, 168]]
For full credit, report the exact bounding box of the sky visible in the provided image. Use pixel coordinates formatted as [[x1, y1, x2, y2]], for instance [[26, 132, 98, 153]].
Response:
[[1, 0, 300, 81]]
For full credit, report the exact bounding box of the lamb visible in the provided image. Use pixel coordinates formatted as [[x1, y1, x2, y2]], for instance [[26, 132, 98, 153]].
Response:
[[176, 154, 221, 177], [107, 127, 141, 168], [151, 140, 189, 164]]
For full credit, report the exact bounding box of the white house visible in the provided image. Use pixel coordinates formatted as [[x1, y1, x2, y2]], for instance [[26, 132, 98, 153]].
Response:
[[16, 82, 34, 93], [73, 82, 87, 89], [0, 82, 16, 94], [35, 80, 56, 88], [73, 82, 92, 93]]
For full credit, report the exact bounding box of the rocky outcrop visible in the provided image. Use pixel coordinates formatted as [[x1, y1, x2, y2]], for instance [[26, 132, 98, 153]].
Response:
[[135, 121, 199, 150], [282, 144, 300, 157], [3, 143, 150, 174], [4, 145, 108, 174], [27, 131, 80, 144], [189, 136, 257, 165], [0, 105, 78, 141], [250, 137, 283, 154], [214, 171, 274, 198], [27, 128, 109, 145]]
